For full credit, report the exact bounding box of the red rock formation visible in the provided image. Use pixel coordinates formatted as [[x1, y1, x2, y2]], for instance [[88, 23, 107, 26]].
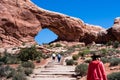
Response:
[[112, 17, 120, 41], [0, 0, 119, 48]]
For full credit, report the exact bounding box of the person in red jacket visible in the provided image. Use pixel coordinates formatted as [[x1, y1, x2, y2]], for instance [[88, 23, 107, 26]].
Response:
[[87, 53, 107, 80]]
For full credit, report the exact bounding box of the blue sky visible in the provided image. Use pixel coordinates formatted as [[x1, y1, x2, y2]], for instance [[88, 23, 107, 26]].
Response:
[[31, 0, 120, 45]]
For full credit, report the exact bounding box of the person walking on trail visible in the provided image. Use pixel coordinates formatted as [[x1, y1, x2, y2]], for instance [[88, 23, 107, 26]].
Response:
[[57, 53, 61, 62], [52, 53, 56, 61], [87, 53, 107, 80]]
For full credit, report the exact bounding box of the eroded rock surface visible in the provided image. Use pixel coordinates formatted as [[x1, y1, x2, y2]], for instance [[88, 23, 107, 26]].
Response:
[[0, 0, 120, 48]]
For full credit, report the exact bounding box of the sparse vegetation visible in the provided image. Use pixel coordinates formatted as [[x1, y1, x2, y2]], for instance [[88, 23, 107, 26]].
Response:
[[1, 41, 120, 80], [101, 57, 109, 63], [12, 71, 27, 80], [75, 63, 88, 77], [21, 61, 35, 68], [18, 46, 42, 61], [78, 48, 90, 57], [55, 43, 62, 47], [113, 41, 120, 48], [0, 65, 15, 78], [107, 72, 120, 80], [0, 53, 20, 64], [109, 57, 120, 66], [65, 59, 74, 65], [72, 54, 79, 60]]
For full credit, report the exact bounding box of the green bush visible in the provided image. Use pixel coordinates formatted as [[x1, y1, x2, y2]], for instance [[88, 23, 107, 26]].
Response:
[[24, 68, 33, 76], [12, 72, 27, 80], [107, 72, 120, 80], [21, 61, 35, 68], [0, 52, 20, 64], [72, 54, 79, 60], [99, 48, 108, 56], [106, 41, 113, 46], [79, 49, 90, 57], [55, 43, 62, 47], [84, 59, 92, 63], [109, 57, 120, 66], [101, 57, 109, 63], [18, 46, 42, 61], [5, 56, 20, 64], [113, 41, 120, 48], [0, 65, 15, 78], [0, 62, 4, 66], [75, 63, 88, 76], [65, 59, 74, 65]]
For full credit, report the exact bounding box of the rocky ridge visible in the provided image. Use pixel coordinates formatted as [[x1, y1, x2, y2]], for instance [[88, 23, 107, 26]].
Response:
[[0, 0, 120, 48]]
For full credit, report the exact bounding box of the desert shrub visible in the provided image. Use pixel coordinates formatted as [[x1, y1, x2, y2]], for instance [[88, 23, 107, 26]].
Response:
[[107, 72, 120, 80], [0, 52, 20, 64], [72, 45, 81, 48], [115, 50, 120, 54], [24, 68, 33, 76], [65, 59, 74, 65], [21, 61, 35, 68], [36, 58, 41, 63], [99, 48, 108, 56], [113, 41, 120, 48], [55, 43, 62, 47], [109, 57, 120, 66], [12, 71, 27, 80], [66, 47, 75, 54], [101, 57, 109, 63], [5, 56, 20, 64], [0, 62, 4, 66], [49, 44, 54, 48], [18, 46, 42, 61], [72, 54, 79, 60], [106, 41, 113, 46], [78, 48, 90, 57], [74, 61, 78, 65], [42, 54, 51, 59], [75, 63, 88, 76], [84, 59, 92, 63], [0, 65, 15, 78]]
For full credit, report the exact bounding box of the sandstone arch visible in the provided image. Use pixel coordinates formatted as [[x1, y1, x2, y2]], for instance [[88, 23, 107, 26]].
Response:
[[0, 0, 120, 48]]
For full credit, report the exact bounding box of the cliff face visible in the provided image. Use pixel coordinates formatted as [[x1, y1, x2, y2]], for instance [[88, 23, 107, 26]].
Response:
[[0, 0, 120, 48]]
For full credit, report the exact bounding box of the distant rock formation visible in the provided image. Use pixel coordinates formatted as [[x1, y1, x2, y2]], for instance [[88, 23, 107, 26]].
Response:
[[0, 0, 120, 48]]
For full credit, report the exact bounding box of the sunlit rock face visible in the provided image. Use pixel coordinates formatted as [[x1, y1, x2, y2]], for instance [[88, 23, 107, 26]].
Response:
[[111, 17, 120, 41], [0, 0, 119, 48]]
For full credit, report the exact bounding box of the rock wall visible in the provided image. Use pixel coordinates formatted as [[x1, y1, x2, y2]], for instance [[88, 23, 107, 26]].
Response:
[[0, 0, 120, 48]]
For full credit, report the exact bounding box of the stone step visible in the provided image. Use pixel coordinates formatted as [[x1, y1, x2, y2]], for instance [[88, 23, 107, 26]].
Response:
[[35, 71, 75, 75], [28, 57, 77, 80], [41, 67, 75, 71], [45, 65, 75, 69], [31, 74, 74, 78], [29, 77, 76, 80], [40, 70, 74, 72]]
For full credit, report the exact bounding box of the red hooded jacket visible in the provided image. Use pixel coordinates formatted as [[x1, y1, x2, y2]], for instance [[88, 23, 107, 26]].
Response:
[[87, 60, 107, 80]]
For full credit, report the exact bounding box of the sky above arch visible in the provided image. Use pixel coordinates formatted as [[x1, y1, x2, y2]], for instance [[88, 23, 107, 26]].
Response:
[[32, 0, 120, 45]]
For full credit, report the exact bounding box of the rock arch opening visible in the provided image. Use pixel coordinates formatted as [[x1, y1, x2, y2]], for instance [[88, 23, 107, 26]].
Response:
[[35, 28, 58, 45]]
